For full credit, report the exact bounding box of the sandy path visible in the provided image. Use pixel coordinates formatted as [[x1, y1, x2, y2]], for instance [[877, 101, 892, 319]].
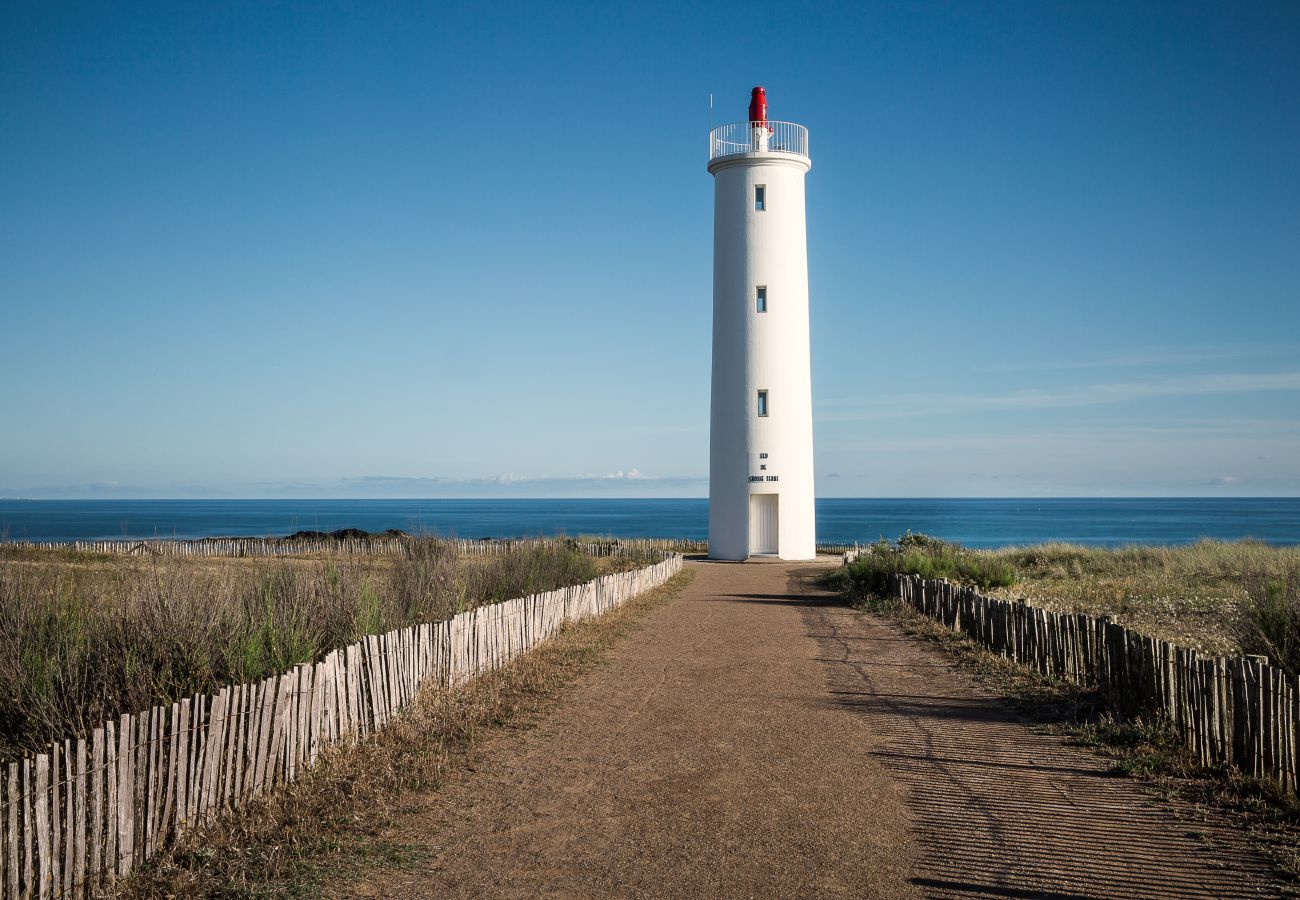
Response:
[[342, 559, 1280, 899], [804, 578, 1279, 899]]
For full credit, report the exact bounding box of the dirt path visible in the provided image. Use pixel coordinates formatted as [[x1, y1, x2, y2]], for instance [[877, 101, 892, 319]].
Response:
[[340, 559, 1281, 899]]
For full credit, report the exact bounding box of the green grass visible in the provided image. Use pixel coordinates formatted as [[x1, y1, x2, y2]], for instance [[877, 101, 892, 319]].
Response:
[[829, 532, 1017, 596], [0, 540, 645, 758], [835, 533, 1300, 672], [985, 539, 1300, 664]]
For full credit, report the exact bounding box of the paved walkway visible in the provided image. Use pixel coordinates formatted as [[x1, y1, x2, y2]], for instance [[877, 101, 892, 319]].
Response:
[[343, 559, 1280, 899]]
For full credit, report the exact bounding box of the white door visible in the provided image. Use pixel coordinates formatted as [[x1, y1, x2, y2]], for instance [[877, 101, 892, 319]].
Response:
[[748, 493, 779, 556]]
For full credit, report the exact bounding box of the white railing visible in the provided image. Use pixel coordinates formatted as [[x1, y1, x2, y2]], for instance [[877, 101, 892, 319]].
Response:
[[709, 121, 809, 162]]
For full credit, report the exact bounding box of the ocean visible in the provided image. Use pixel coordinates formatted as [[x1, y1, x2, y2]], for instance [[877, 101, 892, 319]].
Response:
[[1, 498, 1297, 548]]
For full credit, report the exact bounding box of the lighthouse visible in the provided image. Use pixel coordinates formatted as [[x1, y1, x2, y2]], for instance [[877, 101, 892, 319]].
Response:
[[707, 87, 816, 561]]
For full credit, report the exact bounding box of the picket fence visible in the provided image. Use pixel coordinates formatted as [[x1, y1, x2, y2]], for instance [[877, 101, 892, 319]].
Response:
[[3, 538, 868, 560], [1, 536, 702, 559], [878, 570, 1298, 794], [0, 553, 683, 898]]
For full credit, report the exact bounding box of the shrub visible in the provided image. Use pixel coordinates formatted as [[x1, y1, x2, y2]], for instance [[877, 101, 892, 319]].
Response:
[[839, 534, 1016, 599]]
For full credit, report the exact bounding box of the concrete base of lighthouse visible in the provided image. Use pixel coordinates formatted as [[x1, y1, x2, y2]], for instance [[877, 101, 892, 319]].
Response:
[[708, 484, 816, 561]]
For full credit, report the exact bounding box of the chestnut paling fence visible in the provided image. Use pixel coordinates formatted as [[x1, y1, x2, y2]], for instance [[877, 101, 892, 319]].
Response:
[[3, 538, 872, 559], [874, 568, 1298, 794], [0, 552, 683, 898], [0, 536, 703, 558]]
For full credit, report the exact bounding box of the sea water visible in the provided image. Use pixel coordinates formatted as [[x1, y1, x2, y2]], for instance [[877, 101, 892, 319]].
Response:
[[1, 498, 1298, 548]]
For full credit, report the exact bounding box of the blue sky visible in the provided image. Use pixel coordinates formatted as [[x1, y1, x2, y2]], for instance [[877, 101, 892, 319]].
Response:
[[2, 1, 1297, 498]]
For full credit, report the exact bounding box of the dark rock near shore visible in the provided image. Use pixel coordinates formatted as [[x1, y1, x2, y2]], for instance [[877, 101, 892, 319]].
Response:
[[189, 528, 407, 543], [280, 528, 407, 542]]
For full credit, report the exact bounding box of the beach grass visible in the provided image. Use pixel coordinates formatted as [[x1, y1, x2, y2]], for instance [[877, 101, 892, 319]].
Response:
[[836, 534, 1300, 671], [115, 570, 695, 899], [0, 539, 647, 759]]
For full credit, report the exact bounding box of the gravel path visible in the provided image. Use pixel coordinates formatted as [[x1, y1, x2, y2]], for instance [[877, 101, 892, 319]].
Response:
[[342, 558, 1281, 899]]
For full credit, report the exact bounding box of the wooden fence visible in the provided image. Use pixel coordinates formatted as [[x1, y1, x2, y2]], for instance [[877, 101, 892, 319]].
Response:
[[0, 553, 683, 898], [882, 571, 1298, 794], [4, 537, 862, 559], [0, 536, 701, 559]]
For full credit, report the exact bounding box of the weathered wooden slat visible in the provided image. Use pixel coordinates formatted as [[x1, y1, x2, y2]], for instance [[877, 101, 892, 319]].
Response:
[[115, 715, 133, 877], [61, 740, 73, 897], [243, 683, 264, 800], [0, 763, 6, 900], [35, 754, 50, 900], [221, 687, 242, 809], [188, 695, 205, 823], [174, 699, 190, 829], [49, 743, 61, 897], [3, 764, 12, 897], [268, 673, 295, 787], [252, 678, 275, 796], [73, 738, 86, 899], [88, 729, 103, 893], [23, 758, 33, 899], [144, 707, 159, 859], [346, 644, 361, 737], [131, 713, 146, 864], [310, 660, 325, 765], [366, 635, 385, 730], [157, 703, 178, 844], [200, 690, 227, 819]]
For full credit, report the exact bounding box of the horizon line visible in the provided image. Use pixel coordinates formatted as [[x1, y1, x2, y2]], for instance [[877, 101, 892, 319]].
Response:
[[3, 496, 1300, 502]]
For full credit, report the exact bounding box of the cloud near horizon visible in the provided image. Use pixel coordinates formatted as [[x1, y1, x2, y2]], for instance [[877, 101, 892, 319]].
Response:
[[1, 471, 709, 500]]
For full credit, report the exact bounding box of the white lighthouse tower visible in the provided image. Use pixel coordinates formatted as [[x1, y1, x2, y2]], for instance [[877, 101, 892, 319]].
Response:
[[708, 87, 816, 561]]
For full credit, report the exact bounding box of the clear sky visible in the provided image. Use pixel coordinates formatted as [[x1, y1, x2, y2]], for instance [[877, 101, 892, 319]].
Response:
[[2, 1, 1297, 499]]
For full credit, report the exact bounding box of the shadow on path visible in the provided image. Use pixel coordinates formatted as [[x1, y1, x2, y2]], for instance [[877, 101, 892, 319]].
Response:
[[795, 568, 1279, 900]]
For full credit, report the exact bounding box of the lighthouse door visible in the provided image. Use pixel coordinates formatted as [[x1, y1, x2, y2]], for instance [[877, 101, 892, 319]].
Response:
[[748, 494, 779, 556]]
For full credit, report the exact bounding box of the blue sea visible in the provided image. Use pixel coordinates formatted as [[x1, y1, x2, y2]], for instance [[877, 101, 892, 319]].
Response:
[[0, 498, 1297, 548]]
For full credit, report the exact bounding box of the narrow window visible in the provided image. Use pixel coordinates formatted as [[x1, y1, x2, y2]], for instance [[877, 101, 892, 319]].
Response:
[[757, 390, 769, 417], [754, 185, 766, 211], [756, 286, 767, 313]]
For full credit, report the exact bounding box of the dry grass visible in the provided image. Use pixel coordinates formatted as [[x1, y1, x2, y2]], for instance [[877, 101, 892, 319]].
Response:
[[112, 569, 694, 899], [0, 540, 650, 758], [841, 535, 1300, 664], [983, 540, 1300, 661]]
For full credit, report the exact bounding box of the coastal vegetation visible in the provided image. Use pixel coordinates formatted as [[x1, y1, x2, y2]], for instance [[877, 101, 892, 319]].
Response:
[[832, 532, 1018, 593], [0, 539, 646, 758], [118, 570, 694, 898], [835, 534, 1300, 673]]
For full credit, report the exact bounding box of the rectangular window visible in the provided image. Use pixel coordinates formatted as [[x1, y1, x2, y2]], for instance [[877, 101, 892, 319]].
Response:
[[754, 185, 766, 211], [756, 286, 767, 313], [757, 390, 769, 417]]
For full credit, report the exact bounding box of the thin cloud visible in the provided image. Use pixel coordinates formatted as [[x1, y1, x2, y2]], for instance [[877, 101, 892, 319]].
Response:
[[982, 346, 1294, 373], [2, 471, 709, 499], [820, 371, 1300, 422], [0, 481, 226, 499], [346, 469, 676, 487], [818, 418, 1300, 452]]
